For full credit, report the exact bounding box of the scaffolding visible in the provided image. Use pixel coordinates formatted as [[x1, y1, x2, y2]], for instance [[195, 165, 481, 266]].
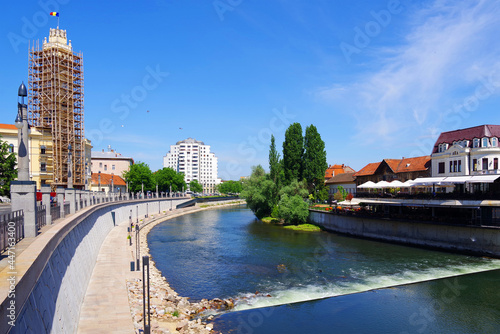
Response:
[[28, 28, 85, 189]]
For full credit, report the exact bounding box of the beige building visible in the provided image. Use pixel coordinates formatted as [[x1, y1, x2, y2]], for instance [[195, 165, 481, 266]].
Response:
[[0, 123, 91, 190], [91, 146, 134, 177]]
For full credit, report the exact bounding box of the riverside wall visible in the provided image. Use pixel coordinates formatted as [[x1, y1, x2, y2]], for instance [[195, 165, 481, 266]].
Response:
[[0, 198, 188, 334], [309, 210, 500, 258]]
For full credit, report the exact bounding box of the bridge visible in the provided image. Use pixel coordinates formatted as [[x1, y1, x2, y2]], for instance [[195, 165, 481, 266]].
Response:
[[0, 191, 192, 333]]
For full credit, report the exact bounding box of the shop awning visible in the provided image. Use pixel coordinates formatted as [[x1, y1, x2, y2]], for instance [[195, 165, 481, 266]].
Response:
[[468, 175, 500, 183]]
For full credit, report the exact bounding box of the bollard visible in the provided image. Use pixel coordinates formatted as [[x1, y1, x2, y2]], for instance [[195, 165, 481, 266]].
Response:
[[142, 256, 151, 334]]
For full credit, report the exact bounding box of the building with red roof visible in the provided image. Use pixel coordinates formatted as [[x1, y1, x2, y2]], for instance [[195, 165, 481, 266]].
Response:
[[354, 157, 431, 185]]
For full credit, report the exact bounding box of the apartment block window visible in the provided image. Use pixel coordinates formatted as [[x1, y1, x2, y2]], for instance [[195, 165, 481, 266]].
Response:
[[473, 159, 478, 171], [494, 158, 499, 170], [482, 158, 488, 170], [40, 162, 47, 172]]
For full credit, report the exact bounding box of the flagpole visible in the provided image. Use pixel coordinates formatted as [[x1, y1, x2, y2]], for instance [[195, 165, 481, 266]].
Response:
[[57, 15, 60, 29]]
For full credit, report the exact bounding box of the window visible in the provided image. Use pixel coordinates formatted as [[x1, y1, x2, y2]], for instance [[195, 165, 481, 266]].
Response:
[[449, 161, 453, 173], [40, 162, 46, 172], [99, 162, 103, 168], [40, 145, 46, 154], [112, 165, 115, 170], [458, 160, 462, 172], [104, 165, 108, 171], [473, 159, 478, 171], [438, 162, 445, 174], [483, 138, 489, 147], [492, 138, 498, 147], [473, 139, 480, 148], [8, 144, 14, 153], [482, 158, 488, 170], [495, 158, 499, 170]]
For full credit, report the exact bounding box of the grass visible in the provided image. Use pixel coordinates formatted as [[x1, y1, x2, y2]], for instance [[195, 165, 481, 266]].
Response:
[[283, 224, 321, 232], [261, 217, 280, 223]]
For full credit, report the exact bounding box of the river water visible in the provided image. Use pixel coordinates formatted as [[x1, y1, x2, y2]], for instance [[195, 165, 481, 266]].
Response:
[[148, 205, 500, 333]]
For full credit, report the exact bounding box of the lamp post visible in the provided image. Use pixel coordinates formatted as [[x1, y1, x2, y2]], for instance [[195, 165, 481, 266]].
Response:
[[111, 173, 114, 193], [84, 162, 88, 190], [67, 144, 73, 189], [15, 82, 29, 181], [98, 171, 101, 191]]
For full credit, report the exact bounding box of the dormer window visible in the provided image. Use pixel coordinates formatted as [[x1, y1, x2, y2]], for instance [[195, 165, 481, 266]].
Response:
[[492, 137, 498, 147], [473, 138, 480, 148], [482, 138, 489, 148]]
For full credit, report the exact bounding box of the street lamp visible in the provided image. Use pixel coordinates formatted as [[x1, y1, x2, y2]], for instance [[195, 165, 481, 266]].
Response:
[[85, 162, 88, 190], [98, 171, 101, 191], [67, 144, 73, 189], [15, 82, 29, 181], [111, 173, 114, 193]]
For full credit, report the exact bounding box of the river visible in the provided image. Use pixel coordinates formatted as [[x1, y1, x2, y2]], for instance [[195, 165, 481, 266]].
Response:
[[148, 205, 500, 333]]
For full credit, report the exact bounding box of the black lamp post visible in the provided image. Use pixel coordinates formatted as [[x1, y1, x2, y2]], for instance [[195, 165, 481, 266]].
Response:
[[98, 171, 101, 191], [67, 144, 73, 189]]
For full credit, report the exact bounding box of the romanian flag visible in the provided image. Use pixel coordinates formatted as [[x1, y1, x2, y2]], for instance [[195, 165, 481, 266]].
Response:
[[49, 12, 59, 17]]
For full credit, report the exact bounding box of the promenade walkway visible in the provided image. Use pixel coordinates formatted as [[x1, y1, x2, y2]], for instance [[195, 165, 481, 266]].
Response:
[[77, 217, 140, 333]]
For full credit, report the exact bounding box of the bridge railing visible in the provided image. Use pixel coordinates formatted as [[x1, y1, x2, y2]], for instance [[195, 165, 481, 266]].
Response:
[[0, 210, 24, 254], [36, 204, 46, 231]]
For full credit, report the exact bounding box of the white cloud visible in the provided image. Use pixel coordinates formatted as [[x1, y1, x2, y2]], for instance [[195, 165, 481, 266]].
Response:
[[317, 0, 500, 150]]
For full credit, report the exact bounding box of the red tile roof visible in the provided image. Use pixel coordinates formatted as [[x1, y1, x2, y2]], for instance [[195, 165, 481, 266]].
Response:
[[325, 172, 356, 184], [325, 164, 356, 179], [384, 159, 401, 173], [432, 125, 500, 153], [354, 162, 381, 176], [0, 124, 17, 130], [91, 172, 126, 186], [395, 156, 431, 173]]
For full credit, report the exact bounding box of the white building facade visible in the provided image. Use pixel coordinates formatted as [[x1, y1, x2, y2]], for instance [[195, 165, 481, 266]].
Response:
[[163, 138, 221, 193], [431, 125, 500, 177]]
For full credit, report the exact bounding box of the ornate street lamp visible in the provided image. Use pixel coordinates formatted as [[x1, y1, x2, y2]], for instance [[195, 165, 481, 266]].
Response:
[[15, 82, 29, 181], [67, 144, 73, 188]]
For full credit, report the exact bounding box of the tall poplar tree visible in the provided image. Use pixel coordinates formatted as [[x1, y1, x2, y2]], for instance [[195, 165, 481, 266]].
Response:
[[303, 124, 328, 197], [282, 123, 304, 183], [269, 135, 281, 184]]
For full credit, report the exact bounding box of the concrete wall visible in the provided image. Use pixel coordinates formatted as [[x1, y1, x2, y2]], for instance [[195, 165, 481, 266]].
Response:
[[309, 210, 500, 257], [1, 198, 187, 334]]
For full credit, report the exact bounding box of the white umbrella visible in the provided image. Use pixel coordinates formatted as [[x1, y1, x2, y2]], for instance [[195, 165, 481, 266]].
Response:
[[358, 181, 376, 189], [388, 180, 405, 188], [375, 181, 391, 188]]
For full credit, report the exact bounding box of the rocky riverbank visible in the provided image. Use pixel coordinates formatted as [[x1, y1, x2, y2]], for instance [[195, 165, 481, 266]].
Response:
[[127, 200, 246, 334]]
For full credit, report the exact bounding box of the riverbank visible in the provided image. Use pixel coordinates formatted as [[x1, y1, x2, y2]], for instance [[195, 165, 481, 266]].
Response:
[[127, 200, 246, 334]]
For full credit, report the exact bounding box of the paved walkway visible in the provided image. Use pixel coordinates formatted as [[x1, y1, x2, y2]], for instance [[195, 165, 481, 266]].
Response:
[[77, 218, 140, 333]]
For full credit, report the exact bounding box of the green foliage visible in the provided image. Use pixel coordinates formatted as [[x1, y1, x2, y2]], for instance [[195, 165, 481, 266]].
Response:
[[152, 167, 186, 193], [337, 186, 348, 201], [0, 136, 17, 197], [240, 165, 276, 219], [282, 123, 304, 183], [277, 194, 309, 225], [271, 205, 280, 218], [217, 180, 243, 194], [303, 125, 328, 192], [333, 191, 344, 202], [189, 179, 203, 193], [316, 185, 329, 202], [279, 178, 309, 199], [122, 162, 154, 193]]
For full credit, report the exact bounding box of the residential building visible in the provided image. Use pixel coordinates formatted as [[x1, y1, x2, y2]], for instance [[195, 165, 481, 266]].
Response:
[[90, 172, 126, 194], [0, 123, 91, 190], [28, 27, 86, 189], [431, 125, 500, 177], [326, 172, 356, 201], [91, 146, 134, 177], [324, 164, 355, 180], [163, 138, 221, 193], [355, 156, 431, 186]]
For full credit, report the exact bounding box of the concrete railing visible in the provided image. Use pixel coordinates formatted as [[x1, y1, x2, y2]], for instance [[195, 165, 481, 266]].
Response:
[[0, 197, 189, 334]]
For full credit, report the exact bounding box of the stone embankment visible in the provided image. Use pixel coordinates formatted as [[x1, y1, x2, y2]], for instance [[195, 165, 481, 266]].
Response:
[[127, 200, 245, 334]]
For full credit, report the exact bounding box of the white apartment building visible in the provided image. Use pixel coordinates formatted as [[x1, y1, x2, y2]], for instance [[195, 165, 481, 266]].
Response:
[[163, 138, 221, 193]]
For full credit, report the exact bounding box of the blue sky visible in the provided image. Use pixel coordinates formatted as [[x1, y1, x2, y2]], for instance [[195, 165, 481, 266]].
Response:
[[2, 0, 500, 180]]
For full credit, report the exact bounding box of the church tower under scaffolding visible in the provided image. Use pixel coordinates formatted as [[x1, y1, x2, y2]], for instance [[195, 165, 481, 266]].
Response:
[[28, 28, 85, 189]]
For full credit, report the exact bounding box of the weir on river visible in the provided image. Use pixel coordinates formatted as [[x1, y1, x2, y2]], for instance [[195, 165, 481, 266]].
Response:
[[148, 205, 500, 334]]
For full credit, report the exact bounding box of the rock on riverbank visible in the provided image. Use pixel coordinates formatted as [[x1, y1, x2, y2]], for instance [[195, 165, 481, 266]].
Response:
[[127, 200, 245, 333]]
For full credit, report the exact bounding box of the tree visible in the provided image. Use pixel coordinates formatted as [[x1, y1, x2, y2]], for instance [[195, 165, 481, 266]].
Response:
[[217, 180, 242, 194], [282, 123, 304, 183], [153, 167, 186, 193], [240, 165, 275, 219], [269, 135, 282, 184], [0, 136, 17, 197], [277, 194, 309, 225], [189, 179, 203, 193], [122, 162, 154, 193], [303, 124, 328, 195]]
